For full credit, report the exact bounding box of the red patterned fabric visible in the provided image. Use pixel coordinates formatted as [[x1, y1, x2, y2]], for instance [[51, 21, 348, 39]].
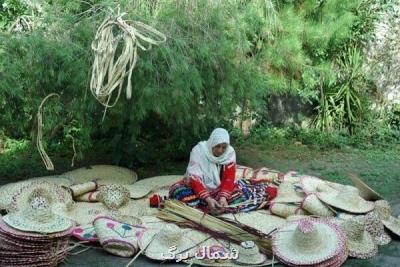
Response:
[[186, 162, 236, 200]]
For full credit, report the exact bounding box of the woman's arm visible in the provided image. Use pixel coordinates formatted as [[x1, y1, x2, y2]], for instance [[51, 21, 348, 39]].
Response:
[[218, 162, 236, 200]]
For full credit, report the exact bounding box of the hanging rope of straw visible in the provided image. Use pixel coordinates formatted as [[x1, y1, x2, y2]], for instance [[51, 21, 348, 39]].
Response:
[[37, 93, 60, 171], [90, 12, 166, 119]]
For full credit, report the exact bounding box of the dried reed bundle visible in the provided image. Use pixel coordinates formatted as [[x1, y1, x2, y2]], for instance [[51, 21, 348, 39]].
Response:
[[157, 200, 272, 256]]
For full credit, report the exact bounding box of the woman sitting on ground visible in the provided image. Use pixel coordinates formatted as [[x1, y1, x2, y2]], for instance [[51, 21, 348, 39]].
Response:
[[169, 128, 273, 214]]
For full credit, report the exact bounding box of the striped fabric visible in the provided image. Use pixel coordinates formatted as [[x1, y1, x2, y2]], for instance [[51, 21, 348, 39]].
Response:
[[169, 179, 270, 213]]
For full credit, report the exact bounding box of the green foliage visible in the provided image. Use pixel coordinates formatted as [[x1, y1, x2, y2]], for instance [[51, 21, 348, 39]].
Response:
[[0, 0, 27, 30]]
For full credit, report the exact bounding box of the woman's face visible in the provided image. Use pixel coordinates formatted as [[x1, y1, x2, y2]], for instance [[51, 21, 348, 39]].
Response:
[[212, 143, 228, 157]]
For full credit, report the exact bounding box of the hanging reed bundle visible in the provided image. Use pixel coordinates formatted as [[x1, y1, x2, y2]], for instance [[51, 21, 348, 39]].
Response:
[[157, 200, 272, 256]]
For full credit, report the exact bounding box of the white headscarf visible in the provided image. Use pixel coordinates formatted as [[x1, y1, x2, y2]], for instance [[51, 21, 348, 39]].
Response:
[[186, 128, 236, 190]]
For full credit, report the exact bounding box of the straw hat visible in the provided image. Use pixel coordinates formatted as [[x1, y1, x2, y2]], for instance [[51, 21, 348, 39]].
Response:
[[374, 200, 400, 237], [219, 211, 286, 235], [270, 203, 306, 218], [348, 174, 383, 200], [364, 212, 391, 245], [271, 182, 303, 203], [3, 189, 73, 233], [93, 215, 145, 257], [341, 216, 377, 259], [300, 176, 328, 194], [232, 241, 266, 265], [139, 223, 199, 261], [8, 180, 74, 213], [235, 165, 254, 180], [272, 218, 346, 265], [62, 165, 138, 185], [301, 193, 335, 217], [98, 184, 130, 210], [317, 187, 375, 214], [0, 177, 73, 211]]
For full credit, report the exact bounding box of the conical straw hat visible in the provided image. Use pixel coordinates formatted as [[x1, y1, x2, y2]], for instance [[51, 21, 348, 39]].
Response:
[[342, 216, 377, 259], [219, 211, 286, 235], [271, 182, 303, 203], [301, 193, 335, 217], [125, 175, 182, 199], [317, 187, 374, 214], [3, 189, 74, 233], [232, 241, 267, 265], [63, 165, 138, 185], [272, 218, 346, 265], [348, 173, 383, 200], [364, 212, 391, 245], [374, 200, 400, 237]]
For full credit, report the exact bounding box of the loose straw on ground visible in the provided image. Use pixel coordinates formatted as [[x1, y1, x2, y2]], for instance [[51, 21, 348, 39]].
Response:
[[157, 200, 273, 256], [37, 93, 60, 171], [90, 11, 166, 120]]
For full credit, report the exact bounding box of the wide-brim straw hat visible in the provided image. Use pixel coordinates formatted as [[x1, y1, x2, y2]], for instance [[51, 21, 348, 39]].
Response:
[[8, 180, 74, 214], [0, 176, 73, 211], [125, 175, 182, 199], [4, 205, 74, 234], [62, 165, 138, 185], [348, 173, 383, 201], [364, 212, 392, 245], [341, 217, 377, 259], [272, 218, 346, 265], [271, 182, 303, 203], [219, 211, 286, 235], [374, 200, 400, 237], [317, 187, 375, 214], [139, 222, 199, 261], [301, 193, 335, 217], [235, 165, 254, 180], [270, 203, 307, 218]]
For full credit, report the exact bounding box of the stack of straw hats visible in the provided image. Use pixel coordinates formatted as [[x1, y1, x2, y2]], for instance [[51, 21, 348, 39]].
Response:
[[0, 188, 74, 266], [374, 200, 400, 237], [273, 218, 347, 266]]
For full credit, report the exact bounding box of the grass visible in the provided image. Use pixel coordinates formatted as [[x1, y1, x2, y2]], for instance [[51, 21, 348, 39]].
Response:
[[1, 138, 399, 200]]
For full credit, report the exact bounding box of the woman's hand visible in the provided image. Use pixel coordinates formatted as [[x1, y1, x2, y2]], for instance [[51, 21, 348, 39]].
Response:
[[205, 196, 221, 211], [219, 197, 228, 208]]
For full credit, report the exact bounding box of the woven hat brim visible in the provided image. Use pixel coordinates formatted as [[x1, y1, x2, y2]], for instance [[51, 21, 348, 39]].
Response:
[[301, 194, 334, 217], [219, 212, 286, 235], [271, 195, 303, 204], [349, 174, 383, 201], [139, 225, 198, 261], [273, 219, 344, 265], [300, 176, 326, 193], [63, 165, 138, 185], [53, 202, 109, 225], [382, 217, 400, 237], [316, 191, 375, 214], [3, 212, 73, 234]]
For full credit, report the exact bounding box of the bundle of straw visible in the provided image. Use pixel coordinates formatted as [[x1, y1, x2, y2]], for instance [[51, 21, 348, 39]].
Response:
[[157, 200, 272, 256]]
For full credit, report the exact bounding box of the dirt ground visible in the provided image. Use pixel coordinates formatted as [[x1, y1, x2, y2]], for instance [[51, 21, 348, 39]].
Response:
[[59, 198, 400, 267]]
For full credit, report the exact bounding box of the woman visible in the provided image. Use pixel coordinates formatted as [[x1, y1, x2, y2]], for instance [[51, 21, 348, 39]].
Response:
[[169, 128, 272, 214]]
